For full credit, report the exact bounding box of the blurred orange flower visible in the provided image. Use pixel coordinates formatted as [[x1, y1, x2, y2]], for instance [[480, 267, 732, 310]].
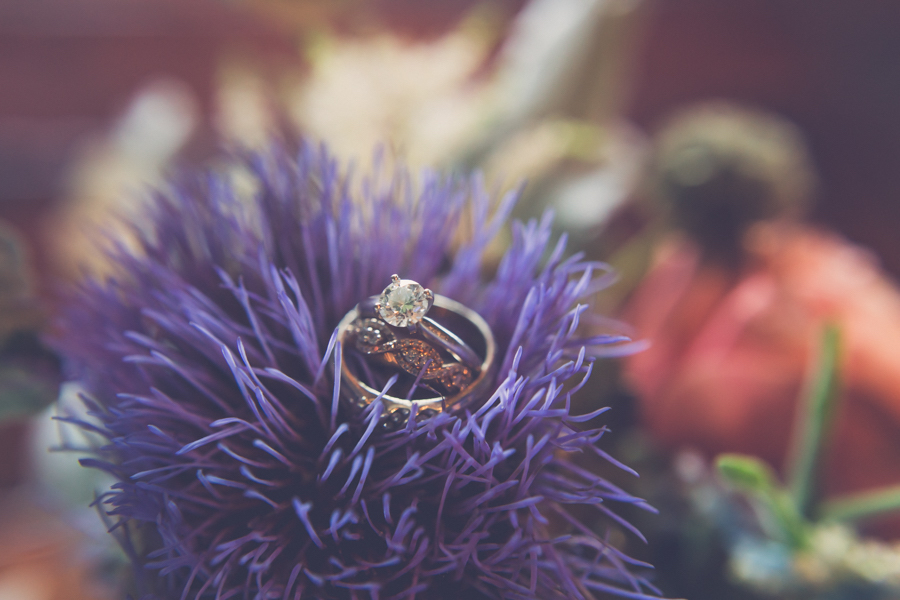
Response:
[[624, 222, 900, 536]]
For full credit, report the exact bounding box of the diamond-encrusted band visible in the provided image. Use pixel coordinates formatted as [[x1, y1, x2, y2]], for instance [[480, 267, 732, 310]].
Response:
[[336, 276, 495, 429]]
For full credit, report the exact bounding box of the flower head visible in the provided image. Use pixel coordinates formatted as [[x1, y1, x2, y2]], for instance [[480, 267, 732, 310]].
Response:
[[59, 142, 660, 599]]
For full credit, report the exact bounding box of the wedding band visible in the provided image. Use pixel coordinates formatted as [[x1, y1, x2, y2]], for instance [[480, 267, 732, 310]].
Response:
[[336, 275, 496, 429]]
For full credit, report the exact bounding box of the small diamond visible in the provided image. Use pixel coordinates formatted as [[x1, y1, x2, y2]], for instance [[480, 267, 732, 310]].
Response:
[[359, 326, 383, 346], [352, 318, 395, 353], [395, 339, 443, 378], [437, 363, 473, 393], [377, 276, 432, 327], [418, 408, 439, 420], [382, 407, 410, 431]]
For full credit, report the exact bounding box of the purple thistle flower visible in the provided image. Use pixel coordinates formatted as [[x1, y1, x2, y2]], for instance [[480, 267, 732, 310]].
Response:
[[57, 141, 661, 600]]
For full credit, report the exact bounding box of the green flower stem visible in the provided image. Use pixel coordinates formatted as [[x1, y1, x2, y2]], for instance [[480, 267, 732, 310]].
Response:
[[785, 324, 842, 518], [717, 453, 809, 549], [819, 485, 900, 523]]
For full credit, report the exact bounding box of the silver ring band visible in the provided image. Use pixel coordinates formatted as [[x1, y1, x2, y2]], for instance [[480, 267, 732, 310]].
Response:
[[418, 317, 482, 368]]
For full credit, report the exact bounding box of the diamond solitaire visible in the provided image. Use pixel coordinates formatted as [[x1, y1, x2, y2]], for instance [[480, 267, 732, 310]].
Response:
[[376, 275, 434, 327]]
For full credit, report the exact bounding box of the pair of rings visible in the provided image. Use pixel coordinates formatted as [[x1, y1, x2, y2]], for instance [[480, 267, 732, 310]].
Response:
[[336, 275, 496, 429]]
